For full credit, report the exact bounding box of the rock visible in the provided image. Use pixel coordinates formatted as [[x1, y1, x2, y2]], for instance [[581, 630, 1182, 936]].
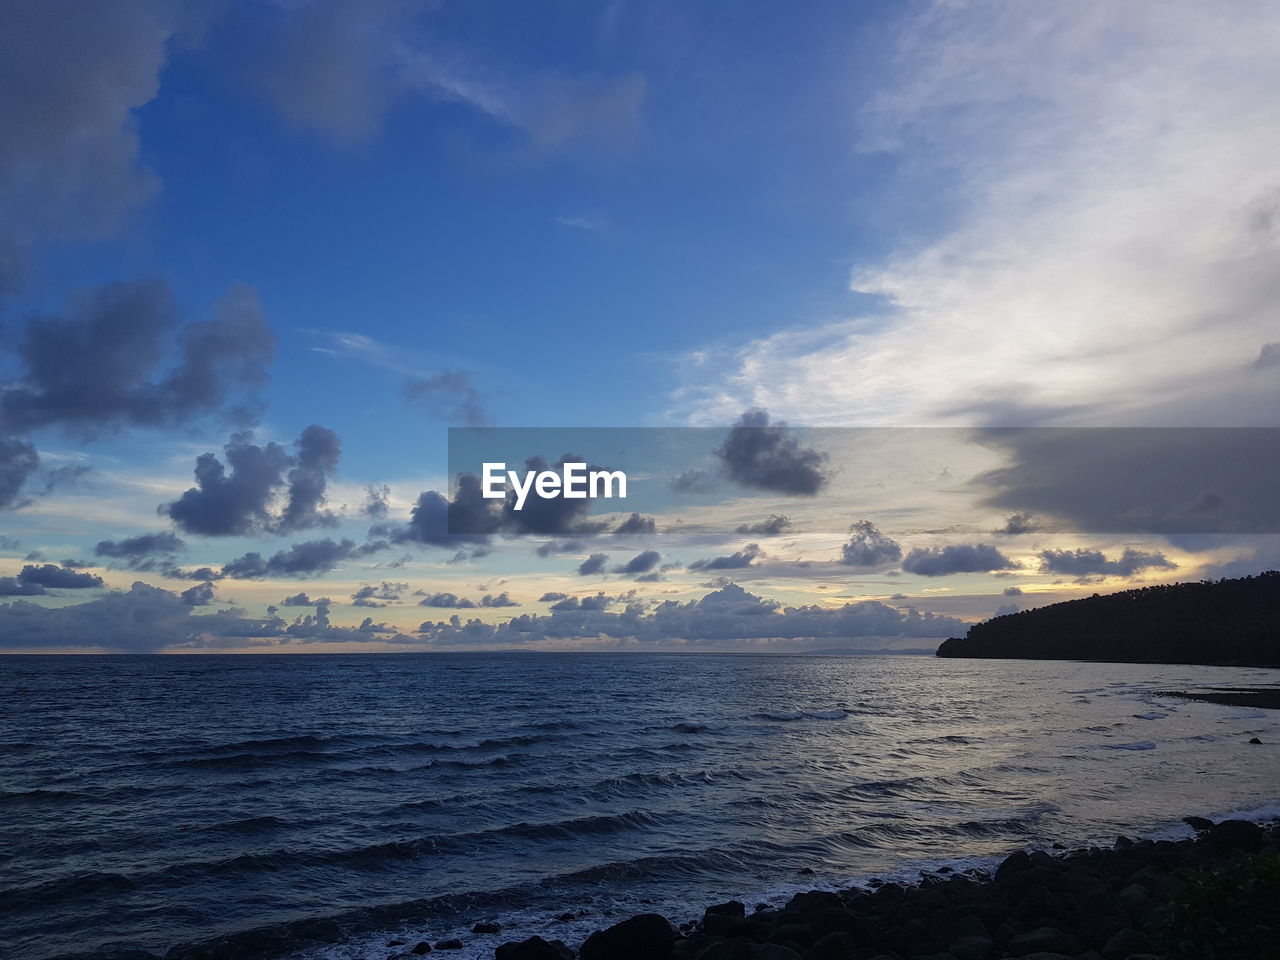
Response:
[[995, 851, 1032, 882], [494, 936, 573, 960], [555, 913, 575, 923], [707, 901, 747, 918], [950, 915, 989, 939], [1206, 819, 1264, 851], [473, 922, 502, 934], [1113, 836, 1134, 849], [1101, 928, 1152, 960], [799, 932, 857, 960], [1182, 816, 1214, 832], [580, 913, 674, 960], [1115, 884, 1157, 924], [1249, 737, 1262, 744], [1007, 926, 1079, 957], [783, 891, 844, 917], [948, 935, 995, 960], [388, 942, 406, 948], [411, 944, 432, 956], [434, 940, 463, 951], [698, 942, 801, 960]]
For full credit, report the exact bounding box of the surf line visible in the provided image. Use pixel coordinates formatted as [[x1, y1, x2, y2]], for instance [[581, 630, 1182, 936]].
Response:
[[481, 462, 627, 511]]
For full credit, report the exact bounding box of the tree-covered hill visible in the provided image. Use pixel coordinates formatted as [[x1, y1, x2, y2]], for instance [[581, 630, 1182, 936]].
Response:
[[936, 572, 1280, 667]]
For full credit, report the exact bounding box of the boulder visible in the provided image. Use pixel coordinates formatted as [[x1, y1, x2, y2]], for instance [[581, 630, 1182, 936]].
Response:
[[580, 913, 674, 960], [1206, 819, 1264, 851], [1101, 928, 1153, 960], [1007, 926, 1079, 957], [494, 937, 573, 960], [473, 922, 502, 934]]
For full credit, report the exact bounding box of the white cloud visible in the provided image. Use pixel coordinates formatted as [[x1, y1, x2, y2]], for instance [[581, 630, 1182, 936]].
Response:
[[675, 1, 1280, 428]]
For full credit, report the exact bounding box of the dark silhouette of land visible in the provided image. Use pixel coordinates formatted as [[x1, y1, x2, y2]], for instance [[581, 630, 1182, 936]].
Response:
[[936, 571, 1280, 668]]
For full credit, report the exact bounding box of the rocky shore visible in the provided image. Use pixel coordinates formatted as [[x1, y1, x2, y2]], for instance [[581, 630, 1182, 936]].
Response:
[[466, 816, 1279, 960]]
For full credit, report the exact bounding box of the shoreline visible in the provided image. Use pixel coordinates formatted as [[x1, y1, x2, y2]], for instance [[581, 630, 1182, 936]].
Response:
[[211, 809, 1280, 960], [472, 815, 1280, 960]]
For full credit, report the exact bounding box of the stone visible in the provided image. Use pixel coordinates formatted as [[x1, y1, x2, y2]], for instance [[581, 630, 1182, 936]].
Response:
[[410, 943, 432, 956], [473, 922, 502, 934], [494, 937, 573, 960], [1206, 819, 1264, 851], [1007, 926, 1078, 957], [948, 935, 995, 960], [1101, 928, 1153, 960], [580, 913, 675, 960], [434, 940, 462, 951]]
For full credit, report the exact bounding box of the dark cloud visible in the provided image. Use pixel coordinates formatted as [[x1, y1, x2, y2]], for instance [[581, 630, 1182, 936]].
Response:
[[405, 371, 490, 426], [535, 539, 583, 558], [377, 473, 500, 551], [362, 484, 390, 519], [498, 455, 605, 536], [166, 433, 291, 537], [996, 512, 1041, 535], [95, 531, 184, 569], [16, 563, 104, 589], [165, 426, 340, 537], [277, 425, 340, 533], [480, 592, 519, 608], [280, 592, 321, 607], [901, 544, 1017, 577], [0, 581, 413, 652], [689, 543, 761, 571], [180, 581, 216, 606], [613, 512, 656, 534], [614, 550, 661, 576], [669, 469, 717, 494], [538, 591, 568, 602], [419, 592, 477, 609], [0, 577, 45, 596], [972, 427, 1280, 534], [993, 603, 1020, 618], [417, 583, 965, 649], [0, 436, 40, 509], [1, 282, 274, 437], [840, 520, 903, 567], [577, 552, 608, 576], [351, 581, 408, 607], [716, 409, 830, 495], [1003, 585, 1023, 596], [736, 515, 793, 536], [219, 538, 388, 580], [1039, 547, 1177, 578]]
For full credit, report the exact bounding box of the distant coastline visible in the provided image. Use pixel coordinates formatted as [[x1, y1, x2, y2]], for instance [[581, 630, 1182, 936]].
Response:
[[937, 572, 1280, 669]]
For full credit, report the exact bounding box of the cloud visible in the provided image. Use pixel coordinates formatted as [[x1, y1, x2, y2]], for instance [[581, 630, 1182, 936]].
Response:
[[351, 581, 409, 607], [676, 2, 1280, 429], [280, 592, 321, 607], [613, 512, 656, 534], [997, 512, 1041, 535], [1, 282, 274, 438], [404, 371, 491, 427], [577, 553, 608, 576], [993, 603, 1019, 618], [534, 539, 584, 558], [218, 538, 388, 580], [1256, 342, 1280, 369], [277, 425, 341, 533], [375, 473, 499, 554], [418, 592, 476, 609], [901, 544, 1017, 577], [417, 582, 965, 649], [735, 515, 793, 536], [0, 580, 412, 652], [614, 550, 662, 576], [15, 563, 104, 590], [840, 520, 902, 567], [538, 591, 568, 602], [1002, 585, 1023, 596], [0, 436, 40, 509], [95, 531, 185, 569], [480, 592, 519, 608], [362, 484, 391, 519], [180, 581, 216, 606], [669, 469, 717, 494], [1039, 547, 1177, 578], [0, 1, 219, 240], [165, 426, 342, 537], [716, 410, 829, 495], [689, 543, 761, 571]]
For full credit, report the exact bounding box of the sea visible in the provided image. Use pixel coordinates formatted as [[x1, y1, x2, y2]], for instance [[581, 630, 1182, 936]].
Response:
[[2, 653, 1278, 960]]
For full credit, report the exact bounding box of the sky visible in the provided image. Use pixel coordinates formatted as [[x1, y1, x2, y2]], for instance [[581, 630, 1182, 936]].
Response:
[[1, 0, 1277, 653]]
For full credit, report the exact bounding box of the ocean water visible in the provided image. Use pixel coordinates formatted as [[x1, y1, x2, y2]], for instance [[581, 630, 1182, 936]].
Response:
[[2, 653, 1278, 960]]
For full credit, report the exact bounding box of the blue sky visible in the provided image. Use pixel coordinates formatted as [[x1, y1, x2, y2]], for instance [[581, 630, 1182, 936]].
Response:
[[2, 0, 1277, 652]]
